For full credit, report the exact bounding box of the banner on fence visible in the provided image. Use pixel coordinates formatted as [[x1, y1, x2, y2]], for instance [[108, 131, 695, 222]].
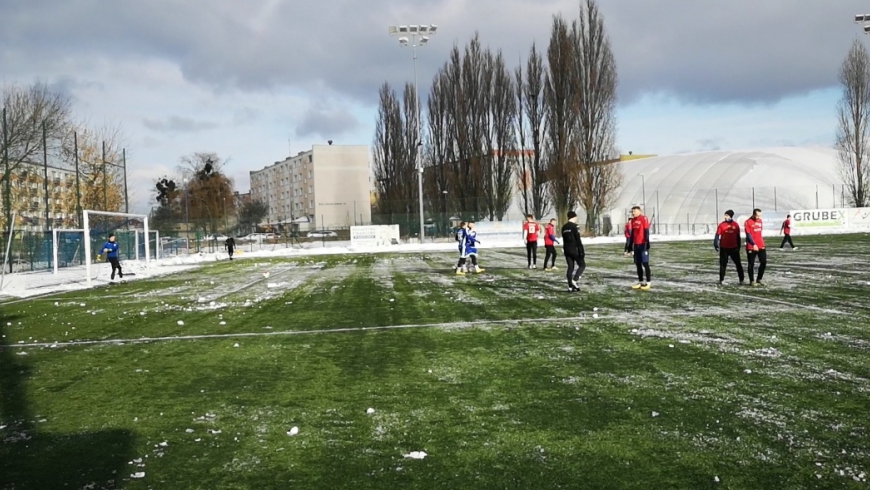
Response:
[[350, 225, 400, 248], [472, 221, 523, 240], [789, 208, 848, 230], [848, 207, 870, 229]]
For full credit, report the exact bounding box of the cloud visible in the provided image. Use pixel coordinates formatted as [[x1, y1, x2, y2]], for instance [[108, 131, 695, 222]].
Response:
[[696, 138, 723, 152], [142, 116, 220, 133], [2, 0, 867, 108], [295, 106, 360, 139]]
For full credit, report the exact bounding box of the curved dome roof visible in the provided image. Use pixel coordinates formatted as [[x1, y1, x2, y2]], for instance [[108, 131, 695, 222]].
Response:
[[610, 147, 843, 226]]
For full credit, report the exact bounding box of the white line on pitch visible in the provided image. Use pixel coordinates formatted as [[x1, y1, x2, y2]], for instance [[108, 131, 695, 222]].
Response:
[[1, 315, 590, 349]]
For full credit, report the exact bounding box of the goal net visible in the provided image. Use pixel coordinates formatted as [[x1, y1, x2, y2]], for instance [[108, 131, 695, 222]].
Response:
[[84, 210, 152, 286]]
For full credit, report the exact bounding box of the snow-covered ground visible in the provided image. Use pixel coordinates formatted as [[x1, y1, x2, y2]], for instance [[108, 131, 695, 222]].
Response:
[[0, 228, 859, 299]]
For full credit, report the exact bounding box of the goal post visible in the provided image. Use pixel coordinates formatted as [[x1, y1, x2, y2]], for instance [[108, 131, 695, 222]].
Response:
[[52, 228, 85, 275], [84, 210, 150, 287]]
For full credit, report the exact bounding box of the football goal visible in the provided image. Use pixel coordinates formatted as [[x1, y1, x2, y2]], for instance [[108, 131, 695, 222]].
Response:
[[83, 210, 152, 287]]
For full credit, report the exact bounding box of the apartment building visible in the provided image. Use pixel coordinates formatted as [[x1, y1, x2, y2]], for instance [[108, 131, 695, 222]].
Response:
[[249, 144, 371, 230], [2, 161, 79, 230]]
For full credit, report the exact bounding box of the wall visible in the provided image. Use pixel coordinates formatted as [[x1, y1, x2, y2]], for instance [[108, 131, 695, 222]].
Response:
[[311, 145, 371, 229]]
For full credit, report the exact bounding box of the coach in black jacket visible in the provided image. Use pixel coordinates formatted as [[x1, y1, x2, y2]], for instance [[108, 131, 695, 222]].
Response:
[[561, 211, 585, 292]]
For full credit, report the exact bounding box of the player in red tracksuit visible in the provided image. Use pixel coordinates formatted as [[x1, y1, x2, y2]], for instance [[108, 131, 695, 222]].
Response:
[[779, 214, 796, 250], [623, 220, 632, 256], [543, 218, 560, 271], [745, 208, 767, 285], [714, 209, 745, 285], [522, 215, 540, 269], [629, 206, 651, 290]]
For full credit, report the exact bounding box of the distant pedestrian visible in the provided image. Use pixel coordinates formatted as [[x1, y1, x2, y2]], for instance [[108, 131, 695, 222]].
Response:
[[101, 234, 123, 281], [543, 218, 560, 271], [779, 214, 796, 250], [225, 236, 236, 260]]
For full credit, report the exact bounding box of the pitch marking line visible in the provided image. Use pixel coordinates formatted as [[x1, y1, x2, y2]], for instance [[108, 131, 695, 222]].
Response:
[[1, 315, 592, 349]]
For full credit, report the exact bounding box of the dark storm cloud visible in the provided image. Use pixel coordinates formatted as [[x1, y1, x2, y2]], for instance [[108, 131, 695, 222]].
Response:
[[143, 116, 219, 133], [295, 106, 360, 139], [1, 0, 867, 106]]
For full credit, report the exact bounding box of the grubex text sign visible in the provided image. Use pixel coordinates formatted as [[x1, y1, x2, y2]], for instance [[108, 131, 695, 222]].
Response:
[[790, 209, 846, 227]]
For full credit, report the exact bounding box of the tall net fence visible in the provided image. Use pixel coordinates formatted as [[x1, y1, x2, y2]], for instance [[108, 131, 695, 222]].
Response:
[[2, 219, 157, 274], [376, 183, 854, 238]]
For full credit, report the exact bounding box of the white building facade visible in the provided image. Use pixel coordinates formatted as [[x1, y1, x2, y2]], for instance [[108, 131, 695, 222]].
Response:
[[250, 144, 371, 230]]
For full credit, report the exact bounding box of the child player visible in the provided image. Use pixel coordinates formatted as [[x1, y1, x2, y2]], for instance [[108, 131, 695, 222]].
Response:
[[101, 233, 123, 281], [713, 210, 745, 285], [522, 215, 540, 269], [745, 208, 767, 286], [465, 221, 484, 274], [629, 206, 651, 290], [455, 221, 468, 275], [543, 218, 560, 271], [623, 218, 632, 257]]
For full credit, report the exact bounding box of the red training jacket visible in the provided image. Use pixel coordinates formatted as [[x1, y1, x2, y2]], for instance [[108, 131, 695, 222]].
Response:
[[716, 220, 741, 249], [782, 218, 791, 235], [545, 223, 556, 246], [624, 222, 631, 239], [745, 217, 765, 250], [523, 222, 539, 242], [630, 215, 650, 246]]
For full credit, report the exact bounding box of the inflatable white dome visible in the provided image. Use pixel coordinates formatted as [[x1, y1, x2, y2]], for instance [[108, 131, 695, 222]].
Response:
[[608, 147, 844, 232]]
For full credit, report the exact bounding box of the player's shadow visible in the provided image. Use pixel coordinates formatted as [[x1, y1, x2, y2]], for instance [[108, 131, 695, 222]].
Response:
[[0, 313, 136, 490]]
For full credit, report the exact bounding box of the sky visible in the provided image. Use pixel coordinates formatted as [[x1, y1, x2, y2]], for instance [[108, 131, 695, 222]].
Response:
[[1, 0, 867, 214]]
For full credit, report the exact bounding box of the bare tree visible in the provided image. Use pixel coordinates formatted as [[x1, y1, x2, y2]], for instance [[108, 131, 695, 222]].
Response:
[[425, 69, 454, 231], [372, 82, 417, 225], [515, 43, 550, 218], [544, 16, 580, 220], [836, 39, 870, 208], [1, 82, 72, 228], [572, 0, 622, 233], [485, 51, 517, 220]]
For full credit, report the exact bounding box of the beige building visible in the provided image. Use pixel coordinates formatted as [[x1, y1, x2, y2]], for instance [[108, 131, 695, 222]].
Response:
[[249, 144, 371, 230]]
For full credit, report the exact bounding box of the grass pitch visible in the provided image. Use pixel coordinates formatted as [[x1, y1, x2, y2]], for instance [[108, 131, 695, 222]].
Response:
[[2, 235, 870, 489]]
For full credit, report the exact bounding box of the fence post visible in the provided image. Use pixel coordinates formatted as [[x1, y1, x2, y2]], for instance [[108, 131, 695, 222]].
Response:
[[774, 187, 777, 211], [832, 183, 836, 208], [815, 185, 819, 209], [752, 187, 755, 209], [715, 188, 719, 219]]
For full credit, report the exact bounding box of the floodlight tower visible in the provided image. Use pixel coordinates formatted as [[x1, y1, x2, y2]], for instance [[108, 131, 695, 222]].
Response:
[[388, 24, 438, 243], [855, 13, 870, 33]]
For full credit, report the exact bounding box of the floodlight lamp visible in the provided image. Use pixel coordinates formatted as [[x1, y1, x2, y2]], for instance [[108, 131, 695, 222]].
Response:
[[389, 26, 398, 35], [857, 14, 865, 23], [399, 37, 409, 45], [419, 25, 429, 34], [429, 24, 438, 34], [409, 24, 419, 33], [398, 25, 409, 33], [420, 36, 429, 45], [864, 24, 870, 33]]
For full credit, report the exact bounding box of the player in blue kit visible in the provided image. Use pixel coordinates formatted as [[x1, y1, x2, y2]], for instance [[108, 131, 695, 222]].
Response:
[[454, 222, 468, 275], [464, 221, 484, 274]]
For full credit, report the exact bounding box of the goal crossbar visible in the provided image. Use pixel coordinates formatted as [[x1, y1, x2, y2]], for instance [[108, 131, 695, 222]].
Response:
[[83, 210, 150, 287]]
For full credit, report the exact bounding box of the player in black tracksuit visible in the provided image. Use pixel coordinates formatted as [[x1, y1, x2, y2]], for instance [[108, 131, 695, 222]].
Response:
[[561, 211, 585, 292], [225, 237, 236, 260]]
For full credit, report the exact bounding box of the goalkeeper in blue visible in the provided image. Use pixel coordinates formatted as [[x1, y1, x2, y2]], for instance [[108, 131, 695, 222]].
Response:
[[464, 221, 484, 274]]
